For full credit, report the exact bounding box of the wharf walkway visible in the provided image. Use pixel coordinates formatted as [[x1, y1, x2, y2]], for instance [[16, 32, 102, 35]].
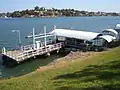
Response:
[[2, 42, 64, 63]]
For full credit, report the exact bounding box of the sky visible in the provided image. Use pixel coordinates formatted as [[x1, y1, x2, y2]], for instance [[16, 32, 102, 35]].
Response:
[[0, 0, 120, 13]]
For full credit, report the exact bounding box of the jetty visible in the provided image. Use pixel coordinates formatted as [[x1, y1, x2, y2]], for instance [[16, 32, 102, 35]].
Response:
[[1, 24, 120, 67], [2, 42, 63, 62], [1, 26, 64, 66]]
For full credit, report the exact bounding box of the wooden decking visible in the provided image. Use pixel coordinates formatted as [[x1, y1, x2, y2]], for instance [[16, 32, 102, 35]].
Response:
[[2, 42, 64, 63]]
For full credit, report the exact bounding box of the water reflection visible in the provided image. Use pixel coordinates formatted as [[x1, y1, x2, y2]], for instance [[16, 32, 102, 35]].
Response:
[[0, 53, 66, 78]]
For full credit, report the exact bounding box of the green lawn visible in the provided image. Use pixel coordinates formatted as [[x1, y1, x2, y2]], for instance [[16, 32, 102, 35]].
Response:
[[0, 47, 120, 90]]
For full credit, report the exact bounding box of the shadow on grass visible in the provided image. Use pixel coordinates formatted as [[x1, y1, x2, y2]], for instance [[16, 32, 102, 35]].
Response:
[[53, 59, 120, 90], [54, 84, 120, 90]]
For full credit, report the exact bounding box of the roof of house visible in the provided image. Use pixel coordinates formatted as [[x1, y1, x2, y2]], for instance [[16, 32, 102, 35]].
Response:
[[104, 29, 118, 35], [116, 24, 120, 29], [100, 35, 116, 42]]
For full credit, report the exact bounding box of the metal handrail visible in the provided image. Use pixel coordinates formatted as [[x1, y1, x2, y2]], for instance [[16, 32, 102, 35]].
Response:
[[15, 42, 64, 61]]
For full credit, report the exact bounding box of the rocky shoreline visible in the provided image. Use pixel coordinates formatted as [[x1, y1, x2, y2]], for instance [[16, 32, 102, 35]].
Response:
[[36, 51, 98, 72]]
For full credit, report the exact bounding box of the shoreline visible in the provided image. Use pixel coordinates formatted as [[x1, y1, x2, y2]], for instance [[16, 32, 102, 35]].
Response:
[[0, 16, 120, 19], [36, 51, 99, 72]]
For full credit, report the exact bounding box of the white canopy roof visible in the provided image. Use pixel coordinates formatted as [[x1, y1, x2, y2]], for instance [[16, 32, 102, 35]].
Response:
[[116, 24, 120, 29], [100, 35, 116, 42], [104, 29, 118, 35], [51, 29, 99, 41]]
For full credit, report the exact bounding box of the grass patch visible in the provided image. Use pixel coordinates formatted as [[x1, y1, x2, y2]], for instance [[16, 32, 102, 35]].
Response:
[[0, 47, 120, 90]]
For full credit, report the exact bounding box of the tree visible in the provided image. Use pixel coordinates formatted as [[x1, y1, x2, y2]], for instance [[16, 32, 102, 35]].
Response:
[[11, 11, 21, 17], [6, 12, 12, 17], [40, 7, 45, 11], [34, 6, 39, 11]]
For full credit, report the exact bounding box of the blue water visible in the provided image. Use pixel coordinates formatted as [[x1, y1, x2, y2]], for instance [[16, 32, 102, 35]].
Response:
[[0, 16, 120, 49], [0, 16, 120, 78]]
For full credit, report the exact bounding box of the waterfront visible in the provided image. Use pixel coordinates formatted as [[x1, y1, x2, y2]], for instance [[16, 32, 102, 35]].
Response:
[[0, 53, 67, 78], [0, 16, 120, 78], [0, 16, 120, 49]]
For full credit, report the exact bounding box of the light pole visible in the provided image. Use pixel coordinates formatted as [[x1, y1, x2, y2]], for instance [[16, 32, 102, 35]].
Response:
[[12, 30, 21, 48]]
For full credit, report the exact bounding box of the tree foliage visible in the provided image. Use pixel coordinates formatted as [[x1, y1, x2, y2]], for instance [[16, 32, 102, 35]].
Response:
[[1, 6, 120, 18]]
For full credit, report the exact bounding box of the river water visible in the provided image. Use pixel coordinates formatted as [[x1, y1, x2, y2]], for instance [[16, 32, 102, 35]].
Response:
[[0, 16, 120, 78]]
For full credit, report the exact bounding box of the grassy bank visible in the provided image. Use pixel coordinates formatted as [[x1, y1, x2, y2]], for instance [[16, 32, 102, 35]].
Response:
[[0, 47, 120, 90]]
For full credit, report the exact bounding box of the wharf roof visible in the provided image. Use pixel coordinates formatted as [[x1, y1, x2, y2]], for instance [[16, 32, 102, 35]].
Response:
[[51, 29, 99, 41], [104, 29, 118, 35]]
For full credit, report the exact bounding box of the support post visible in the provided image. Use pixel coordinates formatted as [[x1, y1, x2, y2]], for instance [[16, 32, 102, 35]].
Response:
[[33, 28, 36, 50], [75, 39, 76, 46], [54, 25, 57, 44], [44, 26, 47, 46], [53, 25, 56, 30], [18, 30, 21, 48], [2, 47, 6, 54], [11, 30, 21, 49]]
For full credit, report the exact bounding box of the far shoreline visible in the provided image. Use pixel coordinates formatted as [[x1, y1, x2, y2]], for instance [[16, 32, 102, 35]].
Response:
[[0, 16, 120, 19]]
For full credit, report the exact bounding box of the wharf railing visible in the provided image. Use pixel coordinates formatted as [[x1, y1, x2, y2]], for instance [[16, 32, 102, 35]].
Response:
[[2, 42, 64, 63]]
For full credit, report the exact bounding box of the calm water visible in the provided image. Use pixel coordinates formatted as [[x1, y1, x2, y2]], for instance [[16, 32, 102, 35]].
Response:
[[0, 16, 120, 78], [0, 16, 120, 49], [0, 54, 64, 78]]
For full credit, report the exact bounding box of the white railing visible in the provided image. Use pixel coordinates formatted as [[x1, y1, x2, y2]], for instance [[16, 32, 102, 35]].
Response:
[[15, 42, 64, 62], [2, 42, 64, 62], [21, 44, 35, 51]]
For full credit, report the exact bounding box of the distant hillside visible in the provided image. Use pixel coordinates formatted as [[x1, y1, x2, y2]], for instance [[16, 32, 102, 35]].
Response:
[[0, 6, 120, 18]]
